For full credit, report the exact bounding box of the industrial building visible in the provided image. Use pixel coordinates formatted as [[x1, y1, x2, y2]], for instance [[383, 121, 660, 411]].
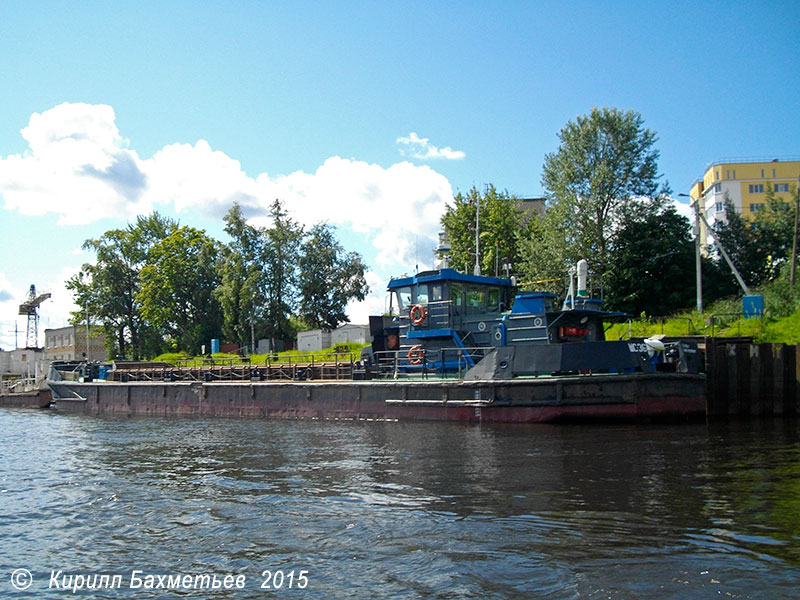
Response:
[[44, 325, 107, 362]]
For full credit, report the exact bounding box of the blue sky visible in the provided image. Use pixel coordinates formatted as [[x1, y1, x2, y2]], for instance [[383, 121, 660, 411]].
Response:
[[1, 1, 799, 349]]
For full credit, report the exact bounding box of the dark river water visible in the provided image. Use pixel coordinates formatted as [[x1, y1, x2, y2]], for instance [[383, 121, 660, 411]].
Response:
[[1, 408, 798, 599]]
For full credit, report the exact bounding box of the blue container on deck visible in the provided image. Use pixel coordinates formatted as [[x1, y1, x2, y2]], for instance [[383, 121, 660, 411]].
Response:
[[742, 295, 764, 319], [211, 338, 220, 354]]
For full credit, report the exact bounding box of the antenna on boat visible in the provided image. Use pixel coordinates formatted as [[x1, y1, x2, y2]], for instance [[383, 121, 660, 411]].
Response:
[[473, 191, 481, 276], [563, 266, 576, 310]]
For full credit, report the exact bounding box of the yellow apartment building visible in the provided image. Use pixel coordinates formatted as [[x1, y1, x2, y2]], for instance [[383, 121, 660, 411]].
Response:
[[689, 158, 800, 253]]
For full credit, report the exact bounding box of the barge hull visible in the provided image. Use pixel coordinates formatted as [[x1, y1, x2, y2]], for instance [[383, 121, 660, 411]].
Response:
[[48, 373, 706, 423], [0, 389, 52, 409]]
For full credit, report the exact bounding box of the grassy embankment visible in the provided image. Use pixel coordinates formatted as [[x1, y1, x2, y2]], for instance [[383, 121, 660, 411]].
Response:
[[605, 278, 800, 344]]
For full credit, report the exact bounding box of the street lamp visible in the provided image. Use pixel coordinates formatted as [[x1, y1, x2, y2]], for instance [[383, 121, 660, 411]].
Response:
[[677, 192, 703, 313], [792, 172, 800, 286]]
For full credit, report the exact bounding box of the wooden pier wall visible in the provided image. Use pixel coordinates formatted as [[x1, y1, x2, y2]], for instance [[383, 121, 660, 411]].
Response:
[[706, 339, 800, 418]]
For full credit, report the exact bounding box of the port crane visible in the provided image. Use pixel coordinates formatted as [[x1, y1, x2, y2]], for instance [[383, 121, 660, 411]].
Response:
[[18, 285, 51, 349]]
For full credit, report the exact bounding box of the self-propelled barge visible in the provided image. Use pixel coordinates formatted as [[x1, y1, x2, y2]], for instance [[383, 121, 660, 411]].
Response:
[[47, 263, 706, 423]]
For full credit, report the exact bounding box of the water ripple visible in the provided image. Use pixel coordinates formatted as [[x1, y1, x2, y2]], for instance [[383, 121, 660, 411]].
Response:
[[1, 410, 799, 598]]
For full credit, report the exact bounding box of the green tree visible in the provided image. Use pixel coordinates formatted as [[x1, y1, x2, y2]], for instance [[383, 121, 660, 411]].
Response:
[[604, 205, 695, 315], [138, 226, 223, 353], [752, 183, 797, 277], [517, 200, 573, 294], [712, 186, 798, 292], [540, 107, 664, 278], [215, 203, 266, 350], [262, 199, 303, 346], [712, 196, 766, 290], [297, 223, 369, 330], [67, 212, 177, 359], [440, 185, 528, 276]]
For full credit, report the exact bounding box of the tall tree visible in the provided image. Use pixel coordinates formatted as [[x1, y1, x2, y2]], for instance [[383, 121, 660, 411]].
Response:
[[297, 223, 369, 330], [712, 187, 798, 290], [262, 199, 303, 345], [67, 212, 177, 359], [215, 203, 266, 350], [138, 226, 223, 353], [752, 183, 798, 278], [67, 229, 138, 359], [604, 205, 695, 315], [517, 200, 577, 294], [440, 185, 528, 276], [540, 107, 663, 278]]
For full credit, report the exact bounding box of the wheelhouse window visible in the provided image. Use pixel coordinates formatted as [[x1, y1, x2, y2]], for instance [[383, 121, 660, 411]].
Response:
[[394, 286, 413, 312], [465, 285, 485, 312], [488, 288, 501, 311], [450, 282, 463, 311]]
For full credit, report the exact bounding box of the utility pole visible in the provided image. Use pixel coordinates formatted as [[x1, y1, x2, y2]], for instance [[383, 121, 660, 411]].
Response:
[[250, 313, 256, 356], [683, 194, 751, 296], [678, 193, 702, 312], [791, 173, 799, 286]]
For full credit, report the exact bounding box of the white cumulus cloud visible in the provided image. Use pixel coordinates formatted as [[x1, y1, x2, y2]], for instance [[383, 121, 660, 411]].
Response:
[[0, 103, 457, 323], [0, 102, 152, 225], [262, 157, 450, 267], [396, 132, 466, 161]]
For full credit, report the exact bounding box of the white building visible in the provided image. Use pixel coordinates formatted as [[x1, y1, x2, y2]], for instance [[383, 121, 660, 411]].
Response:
[[297, 324, 370, 352], [297, 330, 332, 353], [0, 348, 49, 393], [331, 324, 369, 346], [0, 348, 47, 378]]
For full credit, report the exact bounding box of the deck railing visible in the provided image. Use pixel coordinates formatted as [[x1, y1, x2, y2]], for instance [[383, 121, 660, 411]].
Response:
[[371, 345, 491, 379], [109, 352, 360, 382], [0, 377, 39, 394]]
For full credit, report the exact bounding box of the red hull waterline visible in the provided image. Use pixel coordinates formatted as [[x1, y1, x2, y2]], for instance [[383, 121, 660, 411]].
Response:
[[47, 373, 707, 423]]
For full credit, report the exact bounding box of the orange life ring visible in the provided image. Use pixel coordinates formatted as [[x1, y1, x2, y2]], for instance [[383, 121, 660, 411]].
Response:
[[407, 345, 424, 365], [409, 304, 427, 325]]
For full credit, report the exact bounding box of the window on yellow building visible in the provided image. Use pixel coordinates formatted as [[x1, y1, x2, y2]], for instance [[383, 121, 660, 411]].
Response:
[[775, 183, 789, 193], [749, 184, 764, 194]]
